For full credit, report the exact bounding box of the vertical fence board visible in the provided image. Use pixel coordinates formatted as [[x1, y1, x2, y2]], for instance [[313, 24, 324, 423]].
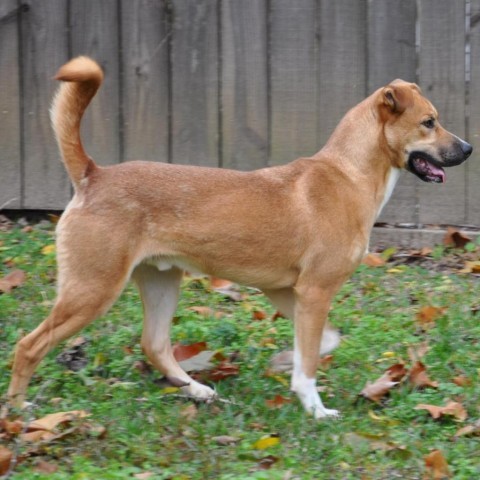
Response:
[[369, 0, 418, 225], [418, 0, 467, 225], [171, 0, 219, 167], [70, 0, 120, 165], [221, 0, 268, 170], [468, 1, 480, 225], [120, 0, 169, 163], [0, 0, 21, 209], [20, 0, 70, 209], [317, 0, 366, 148], [270, 0, 318, 164]]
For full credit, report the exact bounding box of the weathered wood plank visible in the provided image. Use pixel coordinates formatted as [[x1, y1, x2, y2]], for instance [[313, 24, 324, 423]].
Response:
[[368, 0, 418, 225], [221, 0, 268, 170], [170, 0, 219, 167], [0, 0, 21, 209], [20, 0, 70, 209], [317, 0, 367, 148], [467, 1, 480, 225], [120, 0, 169, 163], [417, 0, 467, 225], [270, 0, 318, 164], [70, 0, 120, 165]]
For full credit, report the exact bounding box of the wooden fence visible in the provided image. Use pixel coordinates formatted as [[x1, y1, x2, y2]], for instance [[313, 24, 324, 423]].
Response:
[[1, 0, 479, 228]]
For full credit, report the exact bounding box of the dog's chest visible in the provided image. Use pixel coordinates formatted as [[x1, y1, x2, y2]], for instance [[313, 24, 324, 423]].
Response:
[[377, 168, 401, 218]]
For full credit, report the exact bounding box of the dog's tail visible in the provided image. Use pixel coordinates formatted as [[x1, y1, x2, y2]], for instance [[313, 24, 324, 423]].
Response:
[[50, 56, 103, 190]]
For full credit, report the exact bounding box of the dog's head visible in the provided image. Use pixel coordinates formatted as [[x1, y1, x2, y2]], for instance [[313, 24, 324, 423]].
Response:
[[379, 79, 472, 183]]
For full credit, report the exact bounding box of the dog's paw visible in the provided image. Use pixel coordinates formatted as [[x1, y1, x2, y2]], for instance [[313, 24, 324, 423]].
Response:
[[313, 407, 341, 420], [181, 380, 217, 402]]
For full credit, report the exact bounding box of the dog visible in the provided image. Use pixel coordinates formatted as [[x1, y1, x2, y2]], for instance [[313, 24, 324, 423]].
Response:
[[7, 57, 472, 419]]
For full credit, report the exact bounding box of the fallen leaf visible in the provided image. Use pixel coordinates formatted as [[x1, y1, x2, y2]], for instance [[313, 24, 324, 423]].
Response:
[[360, 364, 407, 403], [414, 401, 467, 421], [407, 341, 430, 362], [179, 350, 217, 372], [212, 435, 240, 445], [209, 277, 233, 289], [252, 310, 267, 321], [424, 449, 451, 479], [205, 361, 239, 382], [134, 472, 155, 480], [173, 342, 208, 362], [0, 269, 26, 293], [362, 253, 386, 267], [180, 404, 198, 421], [209, 278, 243, 301], [408, 361, 438, 389], [34, 460, 58, 474], [257, 455, 278, 470], [443, 227, 471, 249], [252, 434, 280, 450], [265, 395, 292, 409], [0, 445, 12, 475], [454, 419, 480, 437], [27, 410, 89, 432], [133, 360, 153, 376], [318, 354, 334, 370], [452, 375, 471, 387], [271, 311, 286, 321], [0, 419, 23, 435], [187, 306, 223, 319], [459, 261, 480, 274], [41, 244, 56, 255], [416, 305, 446, 325]]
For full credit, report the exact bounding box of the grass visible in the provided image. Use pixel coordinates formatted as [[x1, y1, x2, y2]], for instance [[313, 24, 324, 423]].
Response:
[[1, 220, 479, 479]]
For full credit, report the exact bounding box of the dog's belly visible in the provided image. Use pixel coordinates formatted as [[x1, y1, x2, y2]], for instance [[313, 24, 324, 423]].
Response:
[[142, 255, 297, 290]]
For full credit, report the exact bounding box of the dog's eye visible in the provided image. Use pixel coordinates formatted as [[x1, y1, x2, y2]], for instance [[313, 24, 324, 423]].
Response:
[[422, 118, 435, 129]]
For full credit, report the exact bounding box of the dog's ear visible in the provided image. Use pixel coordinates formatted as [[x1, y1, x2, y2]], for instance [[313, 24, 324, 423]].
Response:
[[382, 80, 414, 115]]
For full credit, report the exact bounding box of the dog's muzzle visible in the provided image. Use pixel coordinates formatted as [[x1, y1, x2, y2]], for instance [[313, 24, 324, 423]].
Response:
[[408, 139, 472, 184]]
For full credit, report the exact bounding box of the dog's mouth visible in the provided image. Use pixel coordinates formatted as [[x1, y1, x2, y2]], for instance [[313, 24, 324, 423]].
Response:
[[407, 152, 445, 184]]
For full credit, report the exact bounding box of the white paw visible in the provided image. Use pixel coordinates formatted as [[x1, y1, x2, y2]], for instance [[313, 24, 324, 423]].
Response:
[[312, 407, 341, 420], [181, 380, 217, 402]]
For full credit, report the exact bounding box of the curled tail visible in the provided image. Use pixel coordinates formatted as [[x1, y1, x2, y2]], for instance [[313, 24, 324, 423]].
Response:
[[50, 56, 103, 190]]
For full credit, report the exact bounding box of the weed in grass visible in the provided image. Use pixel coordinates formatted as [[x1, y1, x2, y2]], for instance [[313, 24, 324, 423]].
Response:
[[1, 222, 480, 479]]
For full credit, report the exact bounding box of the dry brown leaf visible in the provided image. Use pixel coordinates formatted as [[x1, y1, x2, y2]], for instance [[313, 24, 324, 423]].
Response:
[[0, 445, 12, 476], [27, 410, 89, 432], [454, 419, 480, 437], [34, 460, 58, 474], [459, 261, 480, 274], [252, 310, 267, 321], [318, 354, 334, 370], [443, 227, 472, 249], [271, 310, 286, 321], [424, 449, 451, 479], [362, 253, 386, 267], [188, 306, 223, 319], [212, 435, 240, 445], [416, 305, 446, 325], [452, 375, 472, 387], [265, 395, 292, 409], [407, 342, 430, 362], [173, 342, 208, 362], [180, 404, 198, 421], [408, 361, 439, 389], [134, 472, 155, 479], [204, 361, 239, 382], [0, 418, 23, 435], [360, 364, 407, 403], [415, 401, 467, 421], [0, 269, 26, 293], [257, 455, 279, 470]]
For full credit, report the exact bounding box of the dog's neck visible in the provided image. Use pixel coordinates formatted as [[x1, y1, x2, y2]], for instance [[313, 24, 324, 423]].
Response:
[[314, 96, 401, 218]]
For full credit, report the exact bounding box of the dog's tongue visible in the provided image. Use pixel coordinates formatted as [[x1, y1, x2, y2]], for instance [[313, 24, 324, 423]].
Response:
[[429, 164, 446, 183]]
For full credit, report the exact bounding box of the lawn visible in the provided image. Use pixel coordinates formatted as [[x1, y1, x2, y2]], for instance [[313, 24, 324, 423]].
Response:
[[0, 218, 479, 479]]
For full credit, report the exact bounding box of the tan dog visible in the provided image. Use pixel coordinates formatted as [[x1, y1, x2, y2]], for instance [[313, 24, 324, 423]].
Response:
[[7, 57, 472, 419]]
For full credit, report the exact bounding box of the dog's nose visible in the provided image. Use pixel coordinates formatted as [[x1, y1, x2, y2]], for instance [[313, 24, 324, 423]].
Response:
[[461, 141, 473, 158]]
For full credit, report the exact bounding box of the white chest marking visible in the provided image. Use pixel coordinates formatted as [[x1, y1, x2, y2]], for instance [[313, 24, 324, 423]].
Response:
[[377, 168, 401, 218]]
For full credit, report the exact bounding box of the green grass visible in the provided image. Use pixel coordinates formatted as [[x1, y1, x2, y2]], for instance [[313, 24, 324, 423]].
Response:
[[1, 222, 479, 479]]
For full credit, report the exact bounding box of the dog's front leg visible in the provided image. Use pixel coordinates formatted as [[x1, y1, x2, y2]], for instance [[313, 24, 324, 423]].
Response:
[[292, 283, 340, 419]]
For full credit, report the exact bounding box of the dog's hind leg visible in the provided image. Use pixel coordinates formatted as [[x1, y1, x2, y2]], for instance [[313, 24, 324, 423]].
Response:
[[263, 288, 341, 355], [8, 268, 128, 408], [132, 264, 216, 401]]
